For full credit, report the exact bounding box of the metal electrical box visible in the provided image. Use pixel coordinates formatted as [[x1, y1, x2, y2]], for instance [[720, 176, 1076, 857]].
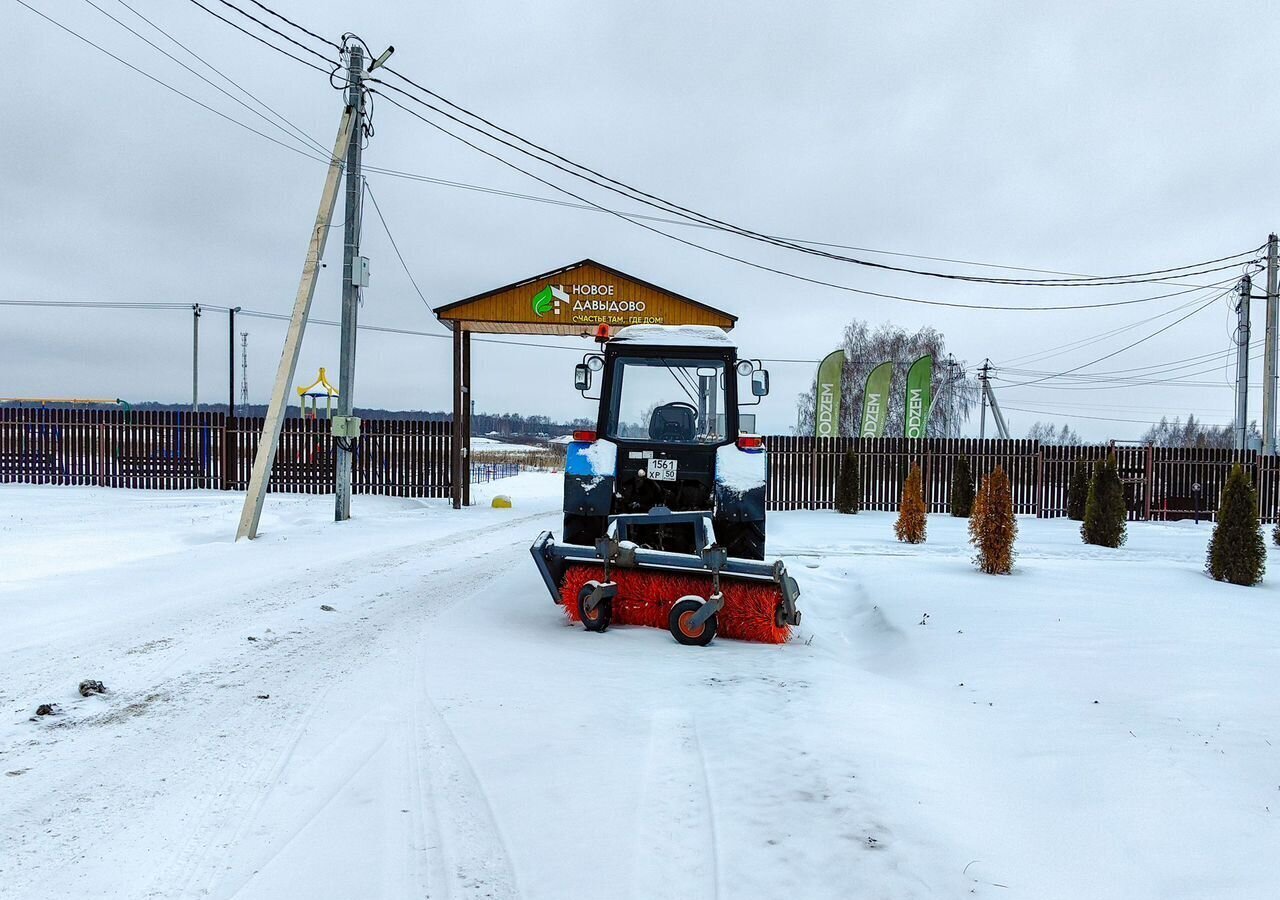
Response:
[[356, 256, 371, 288], [332, 415, 361, 438]]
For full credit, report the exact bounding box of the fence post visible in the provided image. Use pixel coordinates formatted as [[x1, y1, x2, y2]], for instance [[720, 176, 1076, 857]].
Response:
[[221, 414, 234, 491], [1143, 443, 1154, 521], [808, 438, 818, 511]]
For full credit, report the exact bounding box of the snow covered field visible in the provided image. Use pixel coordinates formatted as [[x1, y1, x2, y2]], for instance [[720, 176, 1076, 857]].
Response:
[[2, 478, 1278, 899]]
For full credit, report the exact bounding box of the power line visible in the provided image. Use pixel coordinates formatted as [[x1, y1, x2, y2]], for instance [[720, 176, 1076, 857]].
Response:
[[145, 2, 1268, 302], [187, 1, 1267, 290], [80, 0, 327, 158], [996, 286, 1238, 387], [350, 165, 1247, 291], [367, 71, 1263, 287], [1, 297, 588, 353], [242, 0, 341, 51], [14, 0, 336, 165], [180, 0, 339, 75], [997, 288, 1234, 368], [372, 90, 1247, 314], [1000, 404, 1234, 428], [363, 179, 430, 309], [203, 0, 338, 67], [110, 0, 329, 156]]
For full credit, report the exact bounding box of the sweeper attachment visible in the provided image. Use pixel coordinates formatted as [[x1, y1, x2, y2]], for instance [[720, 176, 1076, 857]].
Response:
[[531, 508, 801, 646]]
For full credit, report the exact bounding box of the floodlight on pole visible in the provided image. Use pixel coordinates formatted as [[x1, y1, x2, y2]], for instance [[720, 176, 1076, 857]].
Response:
[[368, 46, 394, 72]]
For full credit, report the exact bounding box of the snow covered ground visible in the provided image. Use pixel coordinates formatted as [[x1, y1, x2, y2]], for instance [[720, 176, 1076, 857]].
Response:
[[2, 479, 1278, 899]]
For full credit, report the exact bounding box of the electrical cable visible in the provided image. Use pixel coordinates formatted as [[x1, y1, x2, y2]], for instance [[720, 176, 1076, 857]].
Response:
[[175, 2, 1270, 298], [997, 286, 1237, 368], [242, 0, 341, 51], [186, 1, 1268, 298], [204, 0, 337, 67], [372, 89, 1249, 314], [15, 0, 338, 166], [82, 0, 328, 158], [999, 404, 1234, 428], [996, 285, 1240, 387], [368, 72, 1262, 287], [180, 0, 338, 75], [111, 0, 329, 156], [362, 180, 430, 309]]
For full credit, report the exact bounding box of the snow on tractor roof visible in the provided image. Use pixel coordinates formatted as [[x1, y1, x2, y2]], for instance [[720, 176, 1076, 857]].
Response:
[[610, 324, 736, 348]]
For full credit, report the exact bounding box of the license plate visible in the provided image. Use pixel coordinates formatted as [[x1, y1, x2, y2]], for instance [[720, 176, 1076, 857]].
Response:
[[648, 458, 677, 481]]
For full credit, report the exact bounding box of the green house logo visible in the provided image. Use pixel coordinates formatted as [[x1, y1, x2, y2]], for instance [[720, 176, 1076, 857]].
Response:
[[532, 284, 567, 317]]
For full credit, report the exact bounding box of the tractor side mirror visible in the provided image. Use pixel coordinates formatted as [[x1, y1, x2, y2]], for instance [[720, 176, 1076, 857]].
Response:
[[751, 369, 770, 397], [574, 364, 592, 392]]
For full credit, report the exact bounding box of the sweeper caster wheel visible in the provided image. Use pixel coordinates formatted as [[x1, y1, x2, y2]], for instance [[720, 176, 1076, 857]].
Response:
[[669, 597, 717, 647], [577, 584, 612, 633]]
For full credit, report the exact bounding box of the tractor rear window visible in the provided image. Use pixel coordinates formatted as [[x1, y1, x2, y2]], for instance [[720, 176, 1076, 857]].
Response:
[[607, 357, 726, 443]]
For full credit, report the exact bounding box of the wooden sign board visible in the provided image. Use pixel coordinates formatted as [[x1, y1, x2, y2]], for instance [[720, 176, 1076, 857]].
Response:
[[434, 259, 737, 335]]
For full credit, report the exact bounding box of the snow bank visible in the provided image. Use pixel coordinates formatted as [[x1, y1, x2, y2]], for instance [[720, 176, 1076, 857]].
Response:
[[611, 324, 735, 348], [715, 442, 766, 493]]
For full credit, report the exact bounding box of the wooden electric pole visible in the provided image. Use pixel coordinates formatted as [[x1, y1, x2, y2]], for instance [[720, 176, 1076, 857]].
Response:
[[235, 106, 355, 540]]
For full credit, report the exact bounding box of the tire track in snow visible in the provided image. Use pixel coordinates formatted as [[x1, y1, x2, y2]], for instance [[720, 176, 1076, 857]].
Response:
[[408, 605, 522, 900], [629, 709, 720, 900], [126, 520, 542, 899]]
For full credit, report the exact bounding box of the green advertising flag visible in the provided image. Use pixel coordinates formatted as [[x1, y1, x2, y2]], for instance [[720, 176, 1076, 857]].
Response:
[[814, 350, 845, 438], [904, 355, 933, 438], [859, 361, 893, 438]]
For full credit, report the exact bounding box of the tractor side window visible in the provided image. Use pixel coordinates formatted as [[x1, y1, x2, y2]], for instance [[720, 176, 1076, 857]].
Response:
[[608, 357, 727, 443]]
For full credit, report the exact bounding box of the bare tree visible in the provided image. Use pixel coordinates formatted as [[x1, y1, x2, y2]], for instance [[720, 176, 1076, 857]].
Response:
[[795, 320, 979, 436], [1141, 414, 1253, 448], [1026, 421, 1083, 445]]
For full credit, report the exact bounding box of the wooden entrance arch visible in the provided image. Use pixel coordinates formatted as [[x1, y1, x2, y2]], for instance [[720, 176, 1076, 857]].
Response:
[[434, 259, 737, 507]]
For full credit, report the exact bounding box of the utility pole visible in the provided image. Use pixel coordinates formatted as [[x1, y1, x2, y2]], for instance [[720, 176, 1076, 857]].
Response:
[[240, 332, 249, 409], [977, 358, 1009, 440], [227, 307, 240, 417], [944, 354, 958, 438], [334, 42, 365, 523], [192, 304, 201, 413], [1236, 274, 1252, 451], [237, 106, 356, 540], [1263, 234, 1278, 454], [978, 359, 990, 439]]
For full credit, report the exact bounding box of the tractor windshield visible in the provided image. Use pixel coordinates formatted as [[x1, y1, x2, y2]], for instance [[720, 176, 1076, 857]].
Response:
[[607, 356, 727, 444]]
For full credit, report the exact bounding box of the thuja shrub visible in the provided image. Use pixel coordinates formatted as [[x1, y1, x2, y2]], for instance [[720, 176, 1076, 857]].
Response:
[[895, 461, 927, 544], [1065, 458, 1090, 521], [1206, 464, 1266, 586], [1082, 453, 1127, 548], [835, 451, 860, 515], [950, 455, 975, 518], [969, 465, 1017, 574]]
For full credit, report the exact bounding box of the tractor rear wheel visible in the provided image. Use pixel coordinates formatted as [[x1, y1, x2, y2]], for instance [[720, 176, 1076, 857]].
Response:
[[563, 513, 606, 547], [716, 520, 766, 560]]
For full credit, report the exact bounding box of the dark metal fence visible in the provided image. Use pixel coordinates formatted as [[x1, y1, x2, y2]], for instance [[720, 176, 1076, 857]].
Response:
[[4, 410, 1275, 521], [0, 408, 452, 497], [764, 436, 1280, 523]]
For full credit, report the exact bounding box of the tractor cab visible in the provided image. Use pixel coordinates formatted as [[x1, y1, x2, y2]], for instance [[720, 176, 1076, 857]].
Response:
[[564, 325, 771, 559]]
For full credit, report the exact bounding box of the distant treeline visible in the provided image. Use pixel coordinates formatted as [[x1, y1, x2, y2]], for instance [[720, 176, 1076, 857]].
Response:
[[2, 401, 590, 439]]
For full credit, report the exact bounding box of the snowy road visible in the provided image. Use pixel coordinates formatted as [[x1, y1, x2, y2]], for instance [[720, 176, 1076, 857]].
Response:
[[2, 477, 1278, 899]]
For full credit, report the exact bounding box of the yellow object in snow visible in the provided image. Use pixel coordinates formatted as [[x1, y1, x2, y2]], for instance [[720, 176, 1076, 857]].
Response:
[[491, 495, 513, 508]]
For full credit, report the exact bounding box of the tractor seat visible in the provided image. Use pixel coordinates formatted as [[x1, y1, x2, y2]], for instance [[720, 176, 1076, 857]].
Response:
[[649, 403, 697, 442]]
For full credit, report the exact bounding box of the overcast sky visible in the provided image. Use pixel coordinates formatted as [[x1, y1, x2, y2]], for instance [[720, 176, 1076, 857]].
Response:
[[5, 0, 1278, 438]]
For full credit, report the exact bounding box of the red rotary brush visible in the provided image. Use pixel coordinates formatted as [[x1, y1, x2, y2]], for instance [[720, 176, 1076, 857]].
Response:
[[559, 563, 791, 644]]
